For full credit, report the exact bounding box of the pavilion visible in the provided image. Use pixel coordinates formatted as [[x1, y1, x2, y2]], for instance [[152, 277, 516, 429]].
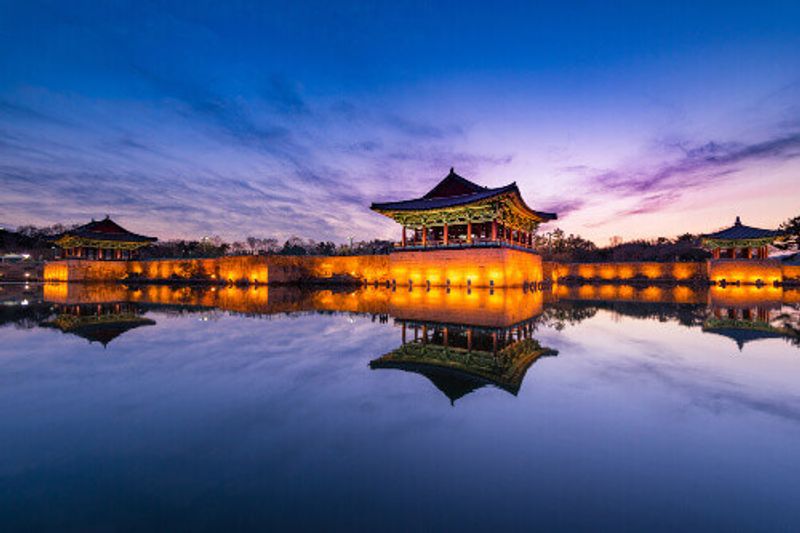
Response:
[[702, 217, 782, 260], [370, 168, 556, 251], [53, 216, 157, 260]]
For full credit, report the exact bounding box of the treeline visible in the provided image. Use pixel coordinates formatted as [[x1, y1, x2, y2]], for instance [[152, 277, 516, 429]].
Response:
[[2, 213, 798, 261], [138, 236, 394, 259], [533, 229, 711, 263], [0, 224, 79, 260], [0, 224, 393, 259]]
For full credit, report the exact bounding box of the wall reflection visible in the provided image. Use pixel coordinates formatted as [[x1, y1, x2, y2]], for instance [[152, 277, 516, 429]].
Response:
[[1, 282, 798, 353]]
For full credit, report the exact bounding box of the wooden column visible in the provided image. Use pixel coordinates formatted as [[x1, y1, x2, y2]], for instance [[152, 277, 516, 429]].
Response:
[[402, 227, 407, 247], [491, 220, 498, 241], [763, 245, 769, 258], [422, 226, 427, 247], [467, 221, 472, 244], [443, 223, 449, 245], [744, 247, 752, 259], [712, 248, 720, 259]]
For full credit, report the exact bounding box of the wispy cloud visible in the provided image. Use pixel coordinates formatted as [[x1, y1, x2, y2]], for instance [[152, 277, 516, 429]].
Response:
[[0, 72, 502, 242], [582, 130, 800, 221], [538, 199, 586, 218], [595, 133, 800, 196]]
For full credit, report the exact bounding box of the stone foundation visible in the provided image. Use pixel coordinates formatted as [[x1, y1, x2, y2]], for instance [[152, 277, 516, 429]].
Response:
[[707, 259, 783, 285], [387, 247, 542, 288]]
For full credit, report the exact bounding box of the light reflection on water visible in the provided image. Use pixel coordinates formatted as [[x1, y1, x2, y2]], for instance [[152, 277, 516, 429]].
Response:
[[0, 282, 799, 531]]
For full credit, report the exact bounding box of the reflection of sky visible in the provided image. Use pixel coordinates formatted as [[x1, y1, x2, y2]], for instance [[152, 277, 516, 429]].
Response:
[[1, 306, 799, 529], [1, 2, 800, 243]]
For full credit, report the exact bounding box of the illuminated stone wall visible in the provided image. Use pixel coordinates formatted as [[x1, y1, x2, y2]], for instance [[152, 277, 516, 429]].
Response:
[[276, 255, 390, 284], [388, 247, 542, 288], [555, 260, 800, 285], [44, 259, 130, 282], [707, 259, 783, 285], [782, 265, 800, 285], [43, 249, 537, 287], [43, 255, 390, 284], [41, 254, 800, 286], [556, 261, 707, 282], [43, 257, 269, 283], [543, 261, 570, 284]]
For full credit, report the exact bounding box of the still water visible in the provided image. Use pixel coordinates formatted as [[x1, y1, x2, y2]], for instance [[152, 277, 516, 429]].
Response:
[[1, 282, 799, 531]]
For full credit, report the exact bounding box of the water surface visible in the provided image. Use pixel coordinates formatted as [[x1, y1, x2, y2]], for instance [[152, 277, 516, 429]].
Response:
[[1, 283, 799, 531]]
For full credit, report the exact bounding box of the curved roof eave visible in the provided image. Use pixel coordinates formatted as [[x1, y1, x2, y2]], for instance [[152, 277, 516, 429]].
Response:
[[371, 182, 557, 221]]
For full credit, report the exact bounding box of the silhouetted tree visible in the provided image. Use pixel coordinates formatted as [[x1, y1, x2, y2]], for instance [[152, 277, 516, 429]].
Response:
[[778, 215, 800, 250]]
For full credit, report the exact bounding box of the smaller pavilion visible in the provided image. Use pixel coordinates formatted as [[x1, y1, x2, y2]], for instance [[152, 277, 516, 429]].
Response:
[[54, 216, 157, 260], [370, 168, 556, 251], [701, 217, 782, 260]]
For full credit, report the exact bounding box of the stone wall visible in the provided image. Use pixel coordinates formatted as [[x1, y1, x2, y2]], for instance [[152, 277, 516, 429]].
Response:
[[707, 259, 783, 285], [43, 249, 537, 287], [41, 253, 800, 286], [555, 261, 707, 283], [387, 247, 542, 288], [43, 256, 269, 283], [549, 259, 800, 285], [43, 254, 391, 285], [781, 264, 800, 285]]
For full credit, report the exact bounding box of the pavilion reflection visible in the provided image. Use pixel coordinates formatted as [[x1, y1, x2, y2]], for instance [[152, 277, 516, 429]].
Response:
[[370, 318, 557, 404], [556, 283, 800, 350], [703, 286, 798, 350], [41, 301, 155, 347]]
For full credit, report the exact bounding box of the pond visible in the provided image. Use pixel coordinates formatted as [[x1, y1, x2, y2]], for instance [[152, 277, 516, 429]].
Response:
[[1, 283, 799, 531]]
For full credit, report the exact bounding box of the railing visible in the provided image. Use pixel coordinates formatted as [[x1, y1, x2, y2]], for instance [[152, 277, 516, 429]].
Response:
[[393, 240, 538, 253]]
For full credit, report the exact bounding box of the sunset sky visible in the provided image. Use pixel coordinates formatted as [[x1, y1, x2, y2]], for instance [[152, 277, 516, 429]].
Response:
[[1, 1, 799, 245]]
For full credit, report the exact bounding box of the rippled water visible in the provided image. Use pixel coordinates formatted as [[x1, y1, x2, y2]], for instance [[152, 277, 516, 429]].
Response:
[[1, 283, 799, 531]]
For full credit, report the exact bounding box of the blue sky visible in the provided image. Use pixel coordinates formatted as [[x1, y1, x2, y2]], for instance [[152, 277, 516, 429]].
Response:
[[1, 0, 799, 244]]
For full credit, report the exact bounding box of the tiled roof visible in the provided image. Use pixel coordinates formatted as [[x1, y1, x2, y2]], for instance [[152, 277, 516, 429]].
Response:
[[62, 216, 157, 243], [703, 217, 782, 240], [370, 169, 557, 221]]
